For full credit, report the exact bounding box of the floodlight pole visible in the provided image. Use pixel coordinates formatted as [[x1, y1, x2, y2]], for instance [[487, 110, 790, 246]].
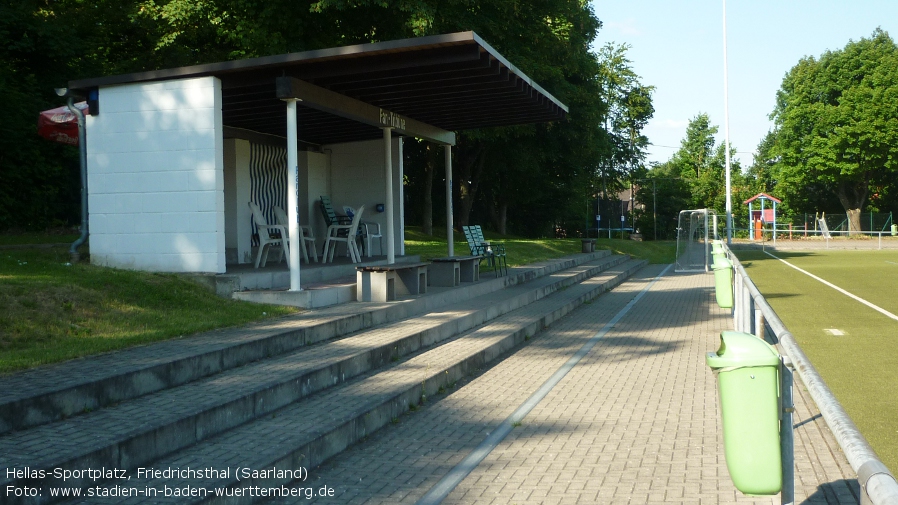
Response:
[[723, 0, 733, 245]]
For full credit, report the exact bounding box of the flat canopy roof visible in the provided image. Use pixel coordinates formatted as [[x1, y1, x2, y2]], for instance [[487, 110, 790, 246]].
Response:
[[70, 32, 568, 146]]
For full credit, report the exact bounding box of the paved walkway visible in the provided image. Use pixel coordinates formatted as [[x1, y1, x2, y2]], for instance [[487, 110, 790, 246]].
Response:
[[279, 266, 859, 504]]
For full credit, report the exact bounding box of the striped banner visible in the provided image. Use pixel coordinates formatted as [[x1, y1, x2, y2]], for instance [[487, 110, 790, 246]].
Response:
[[249, 143, 287, 246]]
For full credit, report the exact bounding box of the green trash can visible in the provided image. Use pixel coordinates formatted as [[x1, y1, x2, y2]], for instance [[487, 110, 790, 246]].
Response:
[[706, 332, 783, 496], [711, 241, 726, 268], [892, 224, 897, 236], [712, 257, 733, 308]]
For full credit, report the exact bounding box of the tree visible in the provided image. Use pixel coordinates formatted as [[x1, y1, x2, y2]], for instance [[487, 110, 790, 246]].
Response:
[[770, 29, 898, 234], [597, 43, 654, 182], [640, 113, 750, 239], [2, 0, 649, 238], [632, 164, 690, 240], [664, 113, 742, 213]]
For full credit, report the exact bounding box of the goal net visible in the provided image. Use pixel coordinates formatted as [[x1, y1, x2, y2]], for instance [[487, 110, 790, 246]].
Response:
[[675, 209, 716, 272]]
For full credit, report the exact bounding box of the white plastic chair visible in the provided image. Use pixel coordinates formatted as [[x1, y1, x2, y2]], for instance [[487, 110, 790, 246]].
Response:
[[323, 205, 365, 263], [343, 205, 383, 257], [273, 205, 318, 263], [248, 201, 289, 268]]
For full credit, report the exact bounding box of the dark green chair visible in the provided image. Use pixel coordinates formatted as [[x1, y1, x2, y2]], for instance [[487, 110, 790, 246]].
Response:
[[462, 225, 507, 276]]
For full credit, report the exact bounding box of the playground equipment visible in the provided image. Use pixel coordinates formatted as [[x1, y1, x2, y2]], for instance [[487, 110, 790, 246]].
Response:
[[744, 193, 781, 243]]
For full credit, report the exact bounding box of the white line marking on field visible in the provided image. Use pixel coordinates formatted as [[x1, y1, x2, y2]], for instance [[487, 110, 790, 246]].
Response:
[[886, 261, 898, 266], [824, 329, 845, 336], [764, 251, 898, 323]]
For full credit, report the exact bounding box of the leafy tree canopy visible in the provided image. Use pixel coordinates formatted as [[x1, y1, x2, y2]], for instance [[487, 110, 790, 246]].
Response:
[[1, 0, 653, 238], [769, 28, 898, 232], [636, 114, 751, 239]]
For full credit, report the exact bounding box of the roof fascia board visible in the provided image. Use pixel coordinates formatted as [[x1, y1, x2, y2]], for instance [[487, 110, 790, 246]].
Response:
[[276, 77, 455, 146], [69, 32, 481, 92], [471, 33, 569, 114]]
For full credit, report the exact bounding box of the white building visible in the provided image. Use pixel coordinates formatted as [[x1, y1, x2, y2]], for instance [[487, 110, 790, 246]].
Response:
[[69, 32, 568, 289]]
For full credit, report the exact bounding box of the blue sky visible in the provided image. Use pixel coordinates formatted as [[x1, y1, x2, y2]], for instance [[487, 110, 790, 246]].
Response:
[[590, 0, 898, 167]]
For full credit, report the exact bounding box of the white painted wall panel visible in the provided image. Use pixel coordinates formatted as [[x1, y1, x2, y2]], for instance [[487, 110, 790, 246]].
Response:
[[222, 139, 252, 263], [87, 76, 225, 273], [325, 138, 403, 256]]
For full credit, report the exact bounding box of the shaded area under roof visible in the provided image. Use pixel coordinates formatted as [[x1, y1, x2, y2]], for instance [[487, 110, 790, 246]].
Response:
[[70, 32, 568, 146]]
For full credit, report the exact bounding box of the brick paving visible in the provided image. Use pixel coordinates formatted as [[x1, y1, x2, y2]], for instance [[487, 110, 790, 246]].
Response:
[[287, 267, 859, 505], [49, 260, 641, 504]]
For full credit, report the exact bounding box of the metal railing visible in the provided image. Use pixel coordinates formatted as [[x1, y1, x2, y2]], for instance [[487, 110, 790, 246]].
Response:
[[748, 228, 898, 249], [726, 246, 898, 505]]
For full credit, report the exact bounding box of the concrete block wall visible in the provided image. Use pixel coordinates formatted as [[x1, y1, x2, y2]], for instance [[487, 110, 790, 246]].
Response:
[[325, 137, 403, 256], [86, 77, 226, 273]]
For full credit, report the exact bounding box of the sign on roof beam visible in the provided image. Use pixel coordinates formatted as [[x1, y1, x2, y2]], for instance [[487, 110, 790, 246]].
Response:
[[275, 77, 455, 146]]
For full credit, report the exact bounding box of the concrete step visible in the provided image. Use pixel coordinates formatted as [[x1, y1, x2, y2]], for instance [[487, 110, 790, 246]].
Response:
[[231, 278, 358, 309], [1, 255, 637, 505], [0, 250, 611, 437], [0, 256, 629, 498], [197, 255, 426, 295], [53, 258, 647, 505]]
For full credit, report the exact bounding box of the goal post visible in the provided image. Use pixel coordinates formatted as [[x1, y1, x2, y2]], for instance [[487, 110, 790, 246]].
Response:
[[676, 209, 717, 272]]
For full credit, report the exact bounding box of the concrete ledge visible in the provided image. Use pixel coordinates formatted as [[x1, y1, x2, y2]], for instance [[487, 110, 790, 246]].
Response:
[[18, 258, 646, 503], [231, 283, 357, 308], [19, 260, 645, 503], [194, 255, 425, 295], [0, 251, 612, 437], [0, 256, 634, 503]]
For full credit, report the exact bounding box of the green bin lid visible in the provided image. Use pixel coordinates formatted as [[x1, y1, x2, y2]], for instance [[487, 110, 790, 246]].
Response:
[[706, 331, 780, 369], [711, 257, 732, 270]]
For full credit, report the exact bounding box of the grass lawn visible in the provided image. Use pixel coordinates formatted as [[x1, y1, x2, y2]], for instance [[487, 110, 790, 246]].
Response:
[[736, 249, 898, 472], [405, 226, 676, 265], [0, 231, 80, 246], [0, 230, 674, 375], [0, 247, 299, 374]]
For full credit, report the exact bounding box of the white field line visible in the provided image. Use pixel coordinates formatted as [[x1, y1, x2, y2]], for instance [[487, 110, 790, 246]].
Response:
[[886, 261, 898, 266], [764, 250, 898, 323]]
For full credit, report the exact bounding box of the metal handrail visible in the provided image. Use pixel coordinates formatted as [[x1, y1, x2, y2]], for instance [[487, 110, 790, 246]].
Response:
[[726, 246, 898, 505]]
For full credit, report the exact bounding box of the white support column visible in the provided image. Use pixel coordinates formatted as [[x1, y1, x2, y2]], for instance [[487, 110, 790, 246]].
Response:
[[384, 127, 395, 264], [445, 145, 454, 257], [398, 137, 405, 256], [285, 99, 302, 290]]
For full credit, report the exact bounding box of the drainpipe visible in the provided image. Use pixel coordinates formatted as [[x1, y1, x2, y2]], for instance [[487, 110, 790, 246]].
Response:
[[66, 96, 88, 262]]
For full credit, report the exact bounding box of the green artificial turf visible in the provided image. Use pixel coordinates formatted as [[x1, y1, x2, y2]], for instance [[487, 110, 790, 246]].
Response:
[[736, 249, 898, 472]]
